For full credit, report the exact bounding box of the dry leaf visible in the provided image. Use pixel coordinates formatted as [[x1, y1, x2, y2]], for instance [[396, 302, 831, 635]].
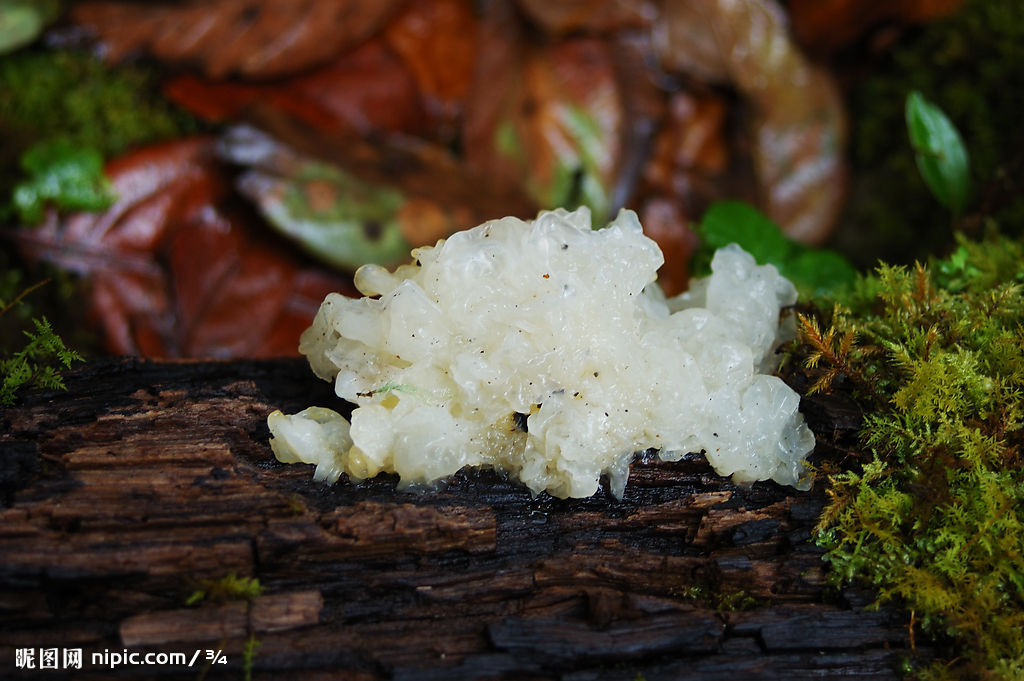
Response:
[[637, 197, 699, 296], [244, 109, 536, 234], [643, 90, 733, 204]]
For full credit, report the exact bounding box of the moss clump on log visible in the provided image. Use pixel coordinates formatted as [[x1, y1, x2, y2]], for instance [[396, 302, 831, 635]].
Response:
[[792, 230, 1024, 680]]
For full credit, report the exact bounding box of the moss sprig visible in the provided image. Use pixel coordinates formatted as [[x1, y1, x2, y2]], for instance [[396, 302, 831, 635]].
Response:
[[185, 573, 264, 607], [0, 279, 84, 406], [793, 231, 1024, 680]]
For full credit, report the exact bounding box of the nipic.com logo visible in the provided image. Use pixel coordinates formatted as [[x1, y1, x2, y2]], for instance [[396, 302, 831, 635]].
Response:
[[14, 647, 226, 671]]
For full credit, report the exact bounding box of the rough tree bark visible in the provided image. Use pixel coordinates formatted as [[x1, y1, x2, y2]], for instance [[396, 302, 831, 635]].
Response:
[[0, 357, 921, 680]]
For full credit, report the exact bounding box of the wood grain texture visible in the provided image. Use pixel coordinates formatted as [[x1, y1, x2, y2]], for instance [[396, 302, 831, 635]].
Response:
[[0, 357, 920, 679]]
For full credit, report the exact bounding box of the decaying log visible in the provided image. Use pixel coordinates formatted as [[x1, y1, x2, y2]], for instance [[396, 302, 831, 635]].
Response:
[[0, 357, 922, 679]]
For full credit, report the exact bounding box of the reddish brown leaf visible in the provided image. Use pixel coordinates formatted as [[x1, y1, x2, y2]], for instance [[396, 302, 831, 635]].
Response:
[[516, 0, 653, 35], [170, 230, 294, 358], [164, 38, 427, 137], [637, 197, 700, 297], [463, 11, 631, 223], [243, 110, 537, 234], [71, 0, 407, 79], [642, 90, 734, 208], [461, 1, 527, 201], [383, 0, 478, 140], [15, 138, 355, 359], [788, 0, 966, 57]]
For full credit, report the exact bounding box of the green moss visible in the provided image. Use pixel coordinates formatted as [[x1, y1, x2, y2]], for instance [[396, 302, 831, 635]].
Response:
[[0, 278, 84, 406], [241, 633, 261, 681], [0, 47, 200, 238], [185, 573, 264, 606], [795, 231, 1024, 679], [0, 48, 198, 171], [677, 584, 764, 613], [834, 0, 1024, 267]]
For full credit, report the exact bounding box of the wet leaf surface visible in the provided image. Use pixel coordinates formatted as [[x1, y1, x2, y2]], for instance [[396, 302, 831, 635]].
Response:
[[163, 38, 427, 137], [463, 7, 632, 224], [6, 0, 973, 359], [70, 0, 406, 79], [515, 0, 653, 34], [13, 137, 355, 358]]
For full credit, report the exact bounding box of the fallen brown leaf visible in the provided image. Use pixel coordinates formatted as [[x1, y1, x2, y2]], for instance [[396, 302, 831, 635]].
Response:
[[164, 38, 428, 137], [71, 0, 407, 79], [787, 0, 966, 56], [383, 0, 478, 141], [15, 137, 355, 358]]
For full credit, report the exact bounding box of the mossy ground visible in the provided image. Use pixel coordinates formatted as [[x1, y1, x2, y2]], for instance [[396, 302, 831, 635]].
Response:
[[790, 231, 1024, 680]]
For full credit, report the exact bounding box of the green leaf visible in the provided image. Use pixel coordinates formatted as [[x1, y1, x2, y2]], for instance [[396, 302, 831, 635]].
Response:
[[494, 119, 523, 161], [905, 90, 971, 215], [696, 200, 793, 266], [0, 0, 61, 55], [12, 139, 116, 224], [785, 249, 859, 299], [257, 161, 411, 269], [694, 200, 856, 298]]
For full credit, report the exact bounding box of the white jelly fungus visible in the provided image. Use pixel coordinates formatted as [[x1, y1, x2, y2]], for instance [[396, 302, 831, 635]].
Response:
[[268, 207, 815, 498]]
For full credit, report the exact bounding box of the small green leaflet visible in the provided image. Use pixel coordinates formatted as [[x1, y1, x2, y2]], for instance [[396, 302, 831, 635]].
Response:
[[694, 201, 857, 298], [905, 90, 971, 215], [12, 139, 116, 224], [0, 0, 61, 55]]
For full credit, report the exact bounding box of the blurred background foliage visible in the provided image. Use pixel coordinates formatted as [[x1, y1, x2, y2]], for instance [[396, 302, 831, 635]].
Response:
[[0, 0, 1020, 365]]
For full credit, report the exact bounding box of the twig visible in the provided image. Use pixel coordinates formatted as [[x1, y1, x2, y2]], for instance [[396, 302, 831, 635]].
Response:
[[0, 278, 50, 317]]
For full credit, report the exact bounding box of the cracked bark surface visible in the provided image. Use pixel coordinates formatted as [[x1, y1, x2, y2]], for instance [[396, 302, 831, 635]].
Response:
[[0, 357, 919, 679]]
